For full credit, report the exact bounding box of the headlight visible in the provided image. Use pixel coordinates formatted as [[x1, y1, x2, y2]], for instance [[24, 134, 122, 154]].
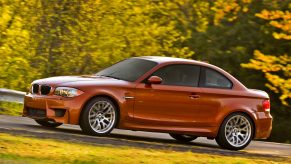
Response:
[[54, 87, 83, 97]]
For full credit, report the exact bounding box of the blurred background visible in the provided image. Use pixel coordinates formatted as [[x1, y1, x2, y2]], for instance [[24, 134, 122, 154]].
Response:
[[0, 0, 290, 143]]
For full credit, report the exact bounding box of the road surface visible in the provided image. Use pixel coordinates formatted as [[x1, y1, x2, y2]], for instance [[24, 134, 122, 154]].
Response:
[[0, 115, 290, 159]]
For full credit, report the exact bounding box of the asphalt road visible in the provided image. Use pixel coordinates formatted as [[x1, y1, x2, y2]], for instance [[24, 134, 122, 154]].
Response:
[[0, 115, 290, 159]]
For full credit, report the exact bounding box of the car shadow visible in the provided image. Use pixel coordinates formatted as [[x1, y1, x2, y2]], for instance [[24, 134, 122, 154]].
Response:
[[23, 124, 219, 148], [19, 124, 283, 159]]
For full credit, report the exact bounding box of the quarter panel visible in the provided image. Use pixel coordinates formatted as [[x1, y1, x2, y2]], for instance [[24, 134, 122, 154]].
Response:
[[199, 88, 262, 135]]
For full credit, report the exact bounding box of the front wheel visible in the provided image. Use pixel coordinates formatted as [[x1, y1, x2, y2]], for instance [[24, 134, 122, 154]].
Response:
[[169, 133, 198, 142], [80, 97, 118, 136], [215, 113, 254, 150], [35, 119, 63, 128]]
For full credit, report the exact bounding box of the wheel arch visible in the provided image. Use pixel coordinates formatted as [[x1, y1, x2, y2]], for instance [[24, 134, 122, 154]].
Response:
[[78, 93, 121, 126], [217, 110, 257, 139]]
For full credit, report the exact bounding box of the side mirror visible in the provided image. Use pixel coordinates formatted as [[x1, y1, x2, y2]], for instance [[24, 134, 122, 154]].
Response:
[[147, 76, 162, 85]]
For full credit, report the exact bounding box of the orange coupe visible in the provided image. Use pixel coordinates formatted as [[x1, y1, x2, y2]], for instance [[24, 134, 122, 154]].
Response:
[[23, 56, 272, 150]]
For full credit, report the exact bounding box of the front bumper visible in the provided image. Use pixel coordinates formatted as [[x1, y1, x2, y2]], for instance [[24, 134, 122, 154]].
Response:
[[23, 93, 86, 124], [254, 111, 272, 139]]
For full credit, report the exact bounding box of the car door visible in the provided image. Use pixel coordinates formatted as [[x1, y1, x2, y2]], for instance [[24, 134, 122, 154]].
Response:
[[133, 64, 204, 128]]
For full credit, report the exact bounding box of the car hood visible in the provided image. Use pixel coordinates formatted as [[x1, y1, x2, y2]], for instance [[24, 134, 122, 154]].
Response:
[[32, 75, 130, 87]]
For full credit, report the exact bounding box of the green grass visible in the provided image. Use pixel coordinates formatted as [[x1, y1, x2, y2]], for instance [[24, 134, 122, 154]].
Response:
[[0, 133, 290, 164], [0, 101, 23, 116]]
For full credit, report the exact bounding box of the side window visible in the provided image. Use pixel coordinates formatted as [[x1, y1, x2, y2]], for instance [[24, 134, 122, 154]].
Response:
[[152, 64, 200, 87], [200, 67, 232, 89]]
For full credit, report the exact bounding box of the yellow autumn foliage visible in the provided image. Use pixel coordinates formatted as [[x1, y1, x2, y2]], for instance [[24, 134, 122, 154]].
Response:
[[211, 0, 251, 25], [242, 50, 291, 106], [243, 7, 291, 106], [256, 10, 291, 40]]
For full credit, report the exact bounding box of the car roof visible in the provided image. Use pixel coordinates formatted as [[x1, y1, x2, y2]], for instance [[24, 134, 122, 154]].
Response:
[[135, 56, 207, 65]]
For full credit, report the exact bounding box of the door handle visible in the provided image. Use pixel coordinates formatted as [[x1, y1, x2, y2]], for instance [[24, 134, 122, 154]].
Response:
[[189, 94, 200, 99]]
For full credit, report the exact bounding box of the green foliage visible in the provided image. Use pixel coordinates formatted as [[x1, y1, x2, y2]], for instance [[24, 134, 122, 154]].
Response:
[[1, 0, 198, 91], [0, 0, 39, 90], [270, 116, 291, 144], [0, 101, 23, 116], [1, 0, 288, 93]]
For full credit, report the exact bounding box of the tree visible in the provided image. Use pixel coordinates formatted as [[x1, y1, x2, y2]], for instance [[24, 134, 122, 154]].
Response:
[[0, 0, 39, 90], [242, 8, 291, 106]]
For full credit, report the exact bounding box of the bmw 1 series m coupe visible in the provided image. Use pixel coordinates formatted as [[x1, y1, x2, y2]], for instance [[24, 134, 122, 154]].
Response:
[[23, 56, 272, 150]]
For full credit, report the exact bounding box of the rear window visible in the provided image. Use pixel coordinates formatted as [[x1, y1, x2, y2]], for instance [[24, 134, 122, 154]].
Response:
[[200, 67, 232, 89]]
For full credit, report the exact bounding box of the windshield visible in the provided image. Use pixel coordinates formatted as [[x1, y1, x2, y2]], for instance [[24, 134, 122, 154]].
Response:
[[96, 58, 158, 82]]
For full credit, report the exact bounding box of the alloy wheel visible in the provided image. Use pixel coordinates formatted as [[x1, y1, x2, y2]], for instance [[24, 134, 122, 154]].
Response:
[[224, 115, 252, 147], [88, 100, 116, 133]]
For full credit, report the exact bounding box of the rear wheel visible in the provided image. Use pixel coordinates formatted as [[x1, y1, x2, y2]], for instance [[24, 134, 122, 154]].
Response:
[[215, 113, 254, 150], [169, 133, 197, 142], [35, 119, 63, 128], [80, 97, 118, 136]]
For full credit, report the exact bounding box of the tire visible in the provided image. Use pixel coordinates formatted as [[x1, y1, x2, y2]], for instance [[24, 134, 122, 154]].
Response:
[[80, 97, 118, 136], [215, 113, 254, 150], [35, 119, 63, 128], [169, 133, 198, 142]]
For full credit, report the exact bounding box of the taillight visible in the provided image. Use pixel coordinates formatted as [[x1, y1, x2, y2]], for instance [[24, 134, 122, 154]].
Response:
[[262, 100, 270, 112]]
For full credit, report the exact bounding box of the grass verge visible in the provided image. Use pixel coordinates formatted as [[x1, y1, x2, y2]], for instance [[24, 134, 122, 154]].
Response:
[[0, 101, 23, 116], [0, 133, 290, 164]]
